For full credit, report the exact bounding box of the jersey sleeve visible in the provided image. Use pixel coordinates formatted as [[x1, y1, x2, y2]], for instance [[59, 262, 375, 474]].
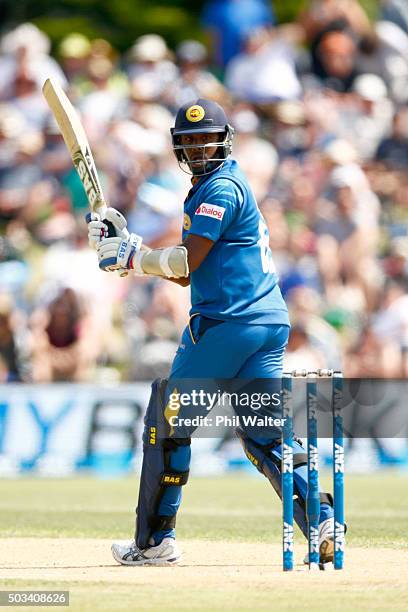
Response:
[[189, 178, 244, 242]]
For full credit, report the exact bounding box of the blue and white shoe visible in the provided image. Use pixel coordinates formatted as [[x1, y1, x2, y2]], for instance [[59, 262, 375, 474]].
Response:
[[111, 537, 181, 566]]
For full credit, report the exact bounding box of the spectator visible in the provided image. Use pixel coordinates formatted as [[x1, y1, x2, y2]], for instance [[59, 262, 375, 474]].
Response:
[[345, 323, 403, 377], [376, 106, 408, 169], [128, 281, 189, 380], [58, 33, 91, 85], [372, 279, 408, 364], [283, 323, 326, 371], [0, 293, 29, 381], [9, 60, 50, 130], [127, 156, 185, 245], [269, 101, 314, 159], [321, 141, 380, 241], [308, 24, 360, 93], [381, 0, 408, 34], [285, 287, 343, 369], [201, 0, 275, 69], [318, 156, 381, 310], [126, 34, 177, 103], [30, 287, 101, 382], [298, 0, 372, 43], [382, 237, 408, 282], [164, 40, 227, 110], [324, 73, 393, 161], [0, 23, 66, 100], [0, 127, 44, 222], [225, 26, 302, 104], [314, 183, 369, 306], [357, 20, 408, 104], [77, 56, 127, 141], [231, 104, 278, 200], [349, 74, 393, 160], [74, 40, 129, 141]]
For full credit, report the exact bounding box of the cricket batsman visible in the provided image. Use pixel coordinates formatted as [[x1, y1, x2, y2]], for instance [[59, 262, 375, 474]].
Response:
[[87, 99, 336, 565]]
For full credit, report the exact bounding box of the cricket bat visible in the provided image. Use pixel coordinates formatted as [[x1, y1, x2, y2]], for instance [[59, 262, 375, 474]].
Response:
[[42, 77, 115, 233]]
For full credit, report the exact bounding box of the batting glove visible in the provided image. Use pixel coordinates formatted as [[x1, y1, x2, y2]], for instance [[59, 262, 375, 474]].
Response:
[[87, 207, 129, 249], [97, 233, 143, 272]]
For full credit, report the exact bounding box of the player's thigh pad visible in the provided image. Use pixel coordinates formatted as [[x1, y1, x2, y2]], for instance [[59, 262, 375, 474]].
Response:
[[136, 378, 191, 549]]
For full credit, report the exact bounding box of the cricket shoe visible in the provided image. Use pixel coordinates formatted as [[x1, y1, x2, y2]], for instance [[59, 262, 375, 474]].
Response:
[[111, 537, 181, 566], [303, 517, 334, 565]]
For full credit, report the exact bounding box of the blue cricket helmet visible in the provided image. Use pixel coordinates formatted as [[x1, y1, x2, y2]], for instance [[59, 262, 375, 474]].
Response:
[[170, 98, 234, 176]]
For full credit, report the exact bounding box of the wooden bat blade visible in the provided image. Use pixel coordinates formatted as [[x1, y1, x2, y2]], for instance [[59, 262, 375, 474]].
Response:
[[42, 78, 87, 156], [42, 78, 107, 217]]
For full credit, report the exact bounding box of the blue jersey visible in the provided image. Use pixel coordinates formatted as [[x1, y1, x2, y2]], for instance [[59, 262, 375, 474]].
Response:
[[182, 159, 289, 325]]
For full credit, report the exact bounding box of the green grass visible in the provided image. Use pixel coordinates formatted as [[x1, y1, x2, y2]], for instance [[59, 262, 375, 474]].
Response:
[[0, 473, 407, 611], [1, 580, 407, 612], [0, 473, 407, 547]]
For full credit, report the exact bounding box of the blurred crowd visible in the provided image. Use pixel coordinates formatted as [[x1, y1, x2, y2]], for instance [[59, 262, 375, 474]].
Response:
[[0, 0, 407, 383]]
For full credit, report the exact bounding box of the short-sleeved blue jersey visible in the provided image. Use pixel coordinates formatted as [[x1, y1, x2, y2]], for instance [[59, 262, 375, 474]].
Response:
[[182, 159, 289, 325]]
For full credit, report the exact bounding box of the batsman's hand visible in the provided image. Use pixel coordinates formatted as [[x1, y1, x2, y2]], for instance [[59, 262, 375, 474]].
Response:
[[87, 207, 129, 249], [97, 233, 143, 272]]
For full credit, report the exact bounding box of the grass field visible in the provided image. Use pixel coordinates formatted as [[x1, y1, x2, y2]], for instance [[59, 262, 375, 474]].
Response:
[[0, 473, 407, 611]]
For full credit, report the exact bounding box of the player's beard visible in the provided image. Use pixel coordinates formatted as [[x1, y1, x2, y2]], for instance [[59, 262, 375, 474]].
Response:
[[186, 147, 224, 176]]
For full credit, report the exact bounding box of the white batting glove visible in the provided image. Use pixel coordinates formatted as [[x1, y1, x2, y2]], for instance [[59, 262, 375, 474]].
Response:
[[87, 207, 129, 249], [97, 233, 143, 272]]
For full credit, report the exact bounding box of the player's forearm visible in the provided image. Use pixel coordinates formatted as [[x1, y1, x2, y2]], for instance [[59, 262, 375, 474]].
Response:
[[95, 221, 210, 281], [135, 246, 190, 283], [132, 245, 189, 278], [133, 234, 213, 278]]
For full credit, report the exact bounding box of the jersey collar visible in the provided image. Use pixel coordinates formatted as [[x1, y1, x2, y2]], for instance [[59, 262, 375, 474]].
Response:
[[189, 159, 232, 194]]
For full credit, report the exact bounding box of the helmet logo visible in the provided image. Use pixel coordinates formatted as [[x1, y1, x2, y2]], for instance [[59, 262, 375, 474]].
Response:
[[186, 105, 205, 122]]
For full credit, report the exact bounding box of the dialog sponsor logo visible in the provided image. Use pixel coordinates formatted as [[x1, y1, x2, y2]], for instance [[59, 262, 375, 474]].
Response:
[[195, 203, 225, 221]]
